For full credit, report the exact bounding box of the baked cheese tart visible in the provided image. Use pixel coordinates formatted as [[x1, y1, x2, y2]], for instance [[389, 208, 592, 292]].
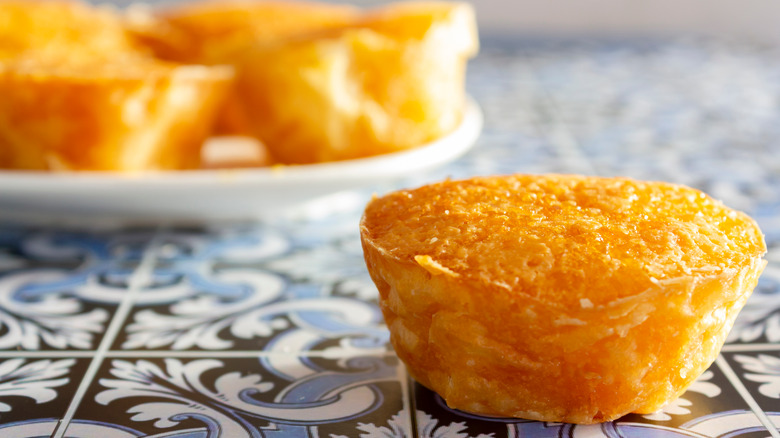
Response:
[[360, 174, 766, 423]]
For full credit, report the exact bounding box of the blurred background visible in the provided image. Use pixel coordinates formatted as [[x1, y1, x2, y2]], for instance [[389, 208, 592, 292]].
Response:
[[94, 0, 780, 42], [83, 0, 780, 216]]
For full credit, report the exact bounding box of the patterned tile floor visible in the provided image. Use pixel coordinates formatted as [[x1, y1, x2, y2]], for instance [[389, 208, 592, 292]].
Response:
[[1, 38, 780, 437]]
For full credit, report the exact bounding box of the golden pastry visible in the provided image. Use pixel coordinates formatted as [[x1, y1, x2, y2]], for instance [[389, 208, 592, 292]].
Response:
[[0, 0, 144, 61], [125, 0, 359, 65], [128, 1, 479, 164], [236, 1, 478, 163], [0, 57, 232, 171], [0, 0, 233, 172], [124, 0, 360, 138], [360, 174, 766, 424]]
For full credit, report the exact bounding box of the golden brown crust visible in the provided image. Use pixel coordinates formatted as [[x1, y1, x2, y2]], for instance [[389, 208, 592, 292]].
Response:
[[360, 174, 766, 423], [126, 0, 360, 65], [127, 0, 478, 163], [0, 63, 233, 171], [235, 1, 477, 163], [0, 0, 235, 172], [123, 0, 361, 138]]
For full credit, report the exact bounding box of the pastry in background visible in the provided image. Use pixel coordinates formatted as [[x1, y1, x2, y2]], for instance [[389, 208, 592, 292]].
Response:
[[0, 57, 233, 171], [125, 0, 359, 65], [0, 0, 477, 171], [125, 0, 360, 138], [0, 0, 143, 61], [128, 1, 479, 164], [0, 0, 233, 172], [360, 174, 766, 424], [237, 1, 478, 164]]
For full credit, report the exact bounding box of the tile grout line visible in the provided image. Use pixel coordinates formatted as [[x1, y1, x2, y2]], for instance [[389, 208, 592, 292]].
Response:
[[0, 351, 97, 358], [0, 350, 399, 359], [398, 365, 417, 437], [50, 231, 163, 438], [715, 355, 780, 438], [721, 343, 780, 353], [107, 350, 398, 358], [408, 375, 420, 438]]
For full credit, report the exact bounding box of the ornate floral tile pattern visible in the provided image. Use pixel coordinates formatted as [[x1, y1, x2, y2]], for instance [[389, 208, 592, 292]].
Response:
[[1, 39, 780, 437], [72, 355, 407, 438]]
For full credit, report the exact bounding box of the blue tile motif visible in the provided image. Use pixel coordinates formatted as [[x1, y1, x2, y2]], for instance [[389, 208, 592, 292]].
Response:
[[69, 355, 407, 438], [0, 357, 90, 435], [116, 226, 388, 353], [0, 229, 158, 351]]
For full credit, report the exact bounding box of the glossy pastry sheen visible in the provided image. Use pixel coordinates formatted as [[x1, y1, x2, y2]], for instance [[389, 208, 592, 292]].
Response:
[[360, 174, 766, 424]]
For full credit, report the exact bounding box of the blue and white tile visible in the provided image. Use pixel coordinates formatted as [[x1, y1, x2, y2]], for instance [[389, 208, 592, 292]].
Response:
[[728, 265, 780, 345], [0, 268, 116, 350], [0, 227, 156, 270], [0, 228, 144, 321], [68, 354, 409, 438], [723, 350, 780, 432], [115, 225, 388, 353], [114, 269, 387, 353], [0, 227, 83, 272], [522, 41, 780, 206], [150, 225, 291, 266], [0, 228, 158, 351], [0, 357, 89, 437], [0, 227, 158, 297]]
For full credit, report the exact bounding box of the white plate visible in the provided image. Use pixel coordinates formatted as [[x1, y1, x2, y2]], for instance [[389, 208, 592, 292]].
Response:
[[0, 98, 482, 223]]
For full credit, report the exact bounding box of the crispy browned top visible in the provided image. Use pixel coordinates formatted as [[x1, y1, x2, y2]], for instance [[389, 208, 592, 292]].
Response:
[[361, 174, 766, 307]]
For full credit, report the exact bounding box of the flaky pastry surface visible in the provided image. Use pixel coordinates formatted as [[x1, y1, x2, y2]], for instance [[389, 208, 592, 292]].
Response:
[[360, 174, 766, 423]]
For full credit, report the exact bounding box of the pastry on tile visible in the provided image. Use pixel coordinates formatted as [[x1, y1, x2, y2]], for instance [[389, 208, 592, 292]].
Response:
[[0, 0, 233, 172], [128, 1, 479, 164], [360, 174, 766, 424]]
